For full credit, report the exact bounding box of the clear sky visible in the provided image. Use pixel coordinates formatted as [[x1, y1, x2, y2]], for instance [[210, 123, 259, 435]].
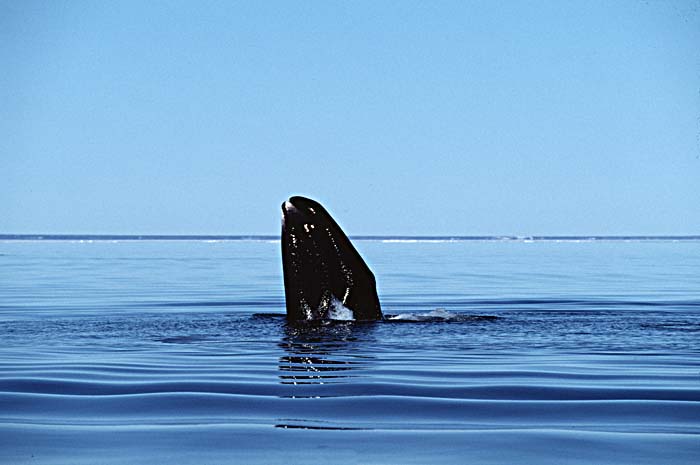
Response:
[[2, 1, 699, 235]]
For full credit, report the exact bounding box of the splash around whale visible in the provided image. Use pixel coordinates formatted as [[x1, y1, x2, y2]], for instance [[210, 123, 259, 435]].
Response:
[[281, 196, 383, 322]]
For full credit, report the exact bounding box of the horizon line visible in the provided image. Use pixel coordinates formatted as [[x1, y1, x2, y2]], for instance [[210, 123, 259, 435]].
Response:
[[2, 234, 700, 241]]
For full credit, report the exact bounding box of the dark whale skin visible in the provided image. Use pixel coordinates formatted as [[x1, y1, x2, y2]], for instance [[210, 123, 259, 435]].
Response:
[[281, 196, 382, 321]]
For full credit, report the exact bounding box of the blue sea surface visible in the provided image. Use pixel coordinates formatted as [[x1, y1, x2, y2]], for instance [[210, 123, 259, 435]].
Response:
[[1, 238, 699, 464]]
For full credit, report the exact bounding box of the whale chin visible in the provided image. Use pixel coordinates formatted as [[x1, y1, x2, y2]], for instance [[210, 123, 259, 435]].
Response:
[[280, 196, 382, 322]]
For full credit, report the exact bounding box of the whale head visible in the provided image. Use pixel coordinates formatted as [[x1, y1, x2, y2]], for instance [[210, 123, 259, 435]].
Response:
[[281, 196, 382, 322]]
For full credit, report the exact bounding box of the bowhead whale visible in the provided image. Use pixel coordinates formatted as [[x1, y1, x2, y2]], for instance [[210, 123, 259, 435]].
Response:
[[281, 196, 382, 321]]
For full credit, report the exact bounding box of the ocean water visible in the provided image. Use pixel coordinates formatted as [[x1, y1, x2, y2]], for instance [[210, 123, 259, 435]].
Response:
[[1, 238, 699, 464]]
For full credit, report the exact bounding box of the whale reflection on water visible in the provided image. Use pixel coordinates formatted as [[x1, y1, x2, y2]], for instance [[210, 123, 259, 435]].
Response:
[[275, 322, 380, 430], [277, 322, 377, 389]]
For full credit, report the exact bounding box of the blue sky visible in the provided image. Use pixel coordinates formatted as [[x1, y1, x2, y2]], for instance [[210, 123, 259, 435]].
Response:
[[2, 1, 699, 235]]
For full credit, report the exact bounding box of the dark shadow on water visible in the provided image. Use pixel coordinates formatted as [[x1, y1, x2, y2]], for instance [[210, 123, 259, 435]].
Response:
[[270, 311, 500, 400], [274, 423, 367, 430]]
